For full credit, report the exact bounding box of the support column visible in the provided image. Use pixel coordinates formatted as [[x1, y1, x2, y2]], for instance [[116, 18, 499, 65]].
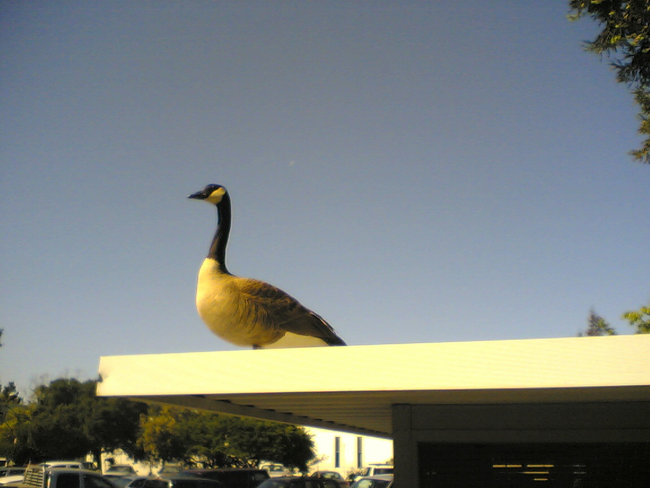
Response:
[[392, 404, 418, 487]]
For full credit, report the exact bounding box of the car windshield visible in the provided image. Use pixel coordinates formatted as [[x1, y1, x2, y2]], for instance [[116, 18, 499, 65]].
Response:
[[126, 479, 149, 488], [312, 473, 338, 480], [373, 469, 392, 476], [111, 478, 141, 488]]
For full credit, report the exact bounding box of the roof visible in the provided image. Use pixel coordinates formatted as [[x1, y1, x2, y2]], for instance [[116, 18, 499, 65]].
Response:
[[97, 335, 650, 438]]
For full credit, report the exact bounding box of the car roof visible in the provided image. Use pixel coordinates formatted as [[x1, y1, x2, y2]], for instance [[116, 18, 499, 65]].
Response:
[[261, 478, 341, 486], [159, 476, 212, 480], [182, 469, 265, 473], [265, 477, 327, 481], [142, 478, 224, 487], [48, 468, 101, 473]]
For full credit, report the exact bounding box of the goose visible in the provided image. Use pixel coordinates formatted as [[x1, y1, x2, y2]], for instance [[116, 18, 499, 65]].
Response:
[[188, 184, 346, 349]]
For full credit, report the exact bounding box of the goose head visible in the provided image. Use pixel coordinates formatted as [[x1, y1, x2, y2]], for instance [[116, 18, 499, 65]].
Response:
[[188, 184, 227, 205]]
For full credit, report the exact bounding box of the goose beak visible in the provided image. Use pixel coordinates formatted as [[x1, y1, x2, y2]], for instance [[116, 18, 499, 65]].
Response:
[[188, 190, 207, 200]]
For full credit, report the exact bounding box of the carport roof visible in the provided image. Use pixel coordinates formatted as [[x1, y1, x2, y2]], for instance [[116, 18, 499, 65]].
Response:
[[97, 335, 650, 438]]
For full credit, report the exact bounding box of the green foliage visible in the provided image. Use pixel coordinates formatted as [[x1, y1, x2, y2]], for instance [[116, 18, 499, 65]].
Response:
[[569, 0, 650, 163], [177, 408, 237, 467], [0, 404, 40, 465], [579, 300, 650, 336], [139, 406, 315, 472], [0, 382, 23, 421], [81, 387, 149, 463], [216, 416, 314, 471], [579, 309, 618, 336], [622, 300, 650, 333], [0, 331, 31, 463], [138, 406, 189, 465], [0, 378, 146, 465], [0, 377, 315, 469]]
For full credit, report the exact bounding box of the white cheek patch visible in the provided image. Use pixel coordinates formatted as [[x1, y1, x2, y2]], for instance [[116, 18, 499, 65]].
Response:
[[206, 187, 226, 204]]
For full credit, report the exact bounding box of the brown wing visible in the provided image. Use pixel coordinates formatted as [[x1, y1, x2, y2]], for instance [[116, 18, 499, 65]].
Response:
[[236, 278, 346, 346], [282, 309, 347, 346]]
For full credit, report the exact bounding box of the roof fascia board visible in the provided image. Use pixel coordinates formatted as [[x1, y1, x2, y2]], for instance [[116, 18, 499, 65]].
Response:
[[98, 336, 650, 398]]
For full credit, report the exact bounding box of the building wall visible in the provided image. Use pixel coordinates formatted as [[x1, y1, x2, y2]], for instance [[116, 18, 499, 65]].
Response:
[[392, 401, 650, 488], [306, 427, 393, 477], [98, 449, 154, 475]]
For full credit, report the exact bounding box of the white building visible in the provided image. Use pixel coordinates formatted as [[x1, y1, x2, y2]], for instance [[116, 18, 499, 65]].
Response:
[[305, 427, 392, 476]]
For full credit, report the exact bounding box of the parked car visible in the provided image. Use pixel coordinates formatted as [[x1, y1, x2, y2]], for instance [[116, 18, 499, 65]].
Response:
[[351, 466, 393, 483], [307, 472, 349, 488], [140, 476, 224, 488], [109, 476, 149, 488], [105, 466, 138, 477], [0, 475, 25, 486], [257, 477, 341, 488], [349, 475, 393, 488], [122, 477, 151, 488], [0, 480, 22, 488], [0, 467, 26, 485], [41, 462, 86, 470], [0, 468, 26, 478], [157, 466, 185, 476], [258, 465, 288, 478], [21, 465, 119, 488], [181, 468, 269, 488]]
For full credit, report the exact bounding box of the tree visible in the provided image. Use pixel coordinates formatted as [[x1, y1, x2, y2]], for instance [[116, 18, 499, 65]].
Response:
[[139, 406, 315, 471], [0, 377, 315, 469], [179, 409, 238, 468], [569, 0, 650, 163], [0, 404, 40, 465], [622, 300, 650, 333], [138, 406, 189, 466], [0, 329, 24, 432], [579, 309, 618, 336], [80, 385, 149, 464], [0, 378, 146, 465], [218, 416, 315, 472], [0, 382, 22, 423]]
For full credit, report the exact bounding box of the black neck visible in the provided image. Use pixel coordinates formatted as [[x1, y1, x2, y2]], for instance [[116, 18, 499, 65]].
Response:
[[208, 192, 231, 274]]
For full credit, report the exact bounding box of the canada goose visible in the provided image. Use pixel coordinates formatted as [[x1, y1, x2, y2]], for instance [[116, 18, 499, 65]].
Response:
[[188, 184, 346, 349]]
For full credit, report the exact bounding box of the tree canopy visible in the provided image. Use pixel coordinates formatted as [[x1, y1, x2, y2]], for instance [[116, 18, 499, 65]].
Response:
[[0, 378, 315, 471], [138, 406, 315, 472], [622, 300, 650, 333], [579, 299, 650, 335], [579, 309, 618, 336], [0, 378, 147, 465], [569, 0, 650, 163]]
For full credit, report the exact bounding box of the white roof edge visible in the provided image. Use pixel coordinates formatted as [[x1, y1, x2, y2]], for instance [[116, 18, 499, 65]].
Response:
[[97, 335, 650, 398]]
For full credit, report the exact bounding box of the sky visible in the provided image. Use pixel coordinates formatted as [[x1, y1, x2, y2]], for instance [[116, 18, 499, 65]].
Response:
[[1, 1, 649, 398]]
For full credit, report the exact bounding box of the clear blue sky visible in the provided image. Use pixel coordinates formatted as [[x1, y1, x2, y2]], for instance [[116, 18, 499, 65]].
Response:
[[1, 1, 648, 397]]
